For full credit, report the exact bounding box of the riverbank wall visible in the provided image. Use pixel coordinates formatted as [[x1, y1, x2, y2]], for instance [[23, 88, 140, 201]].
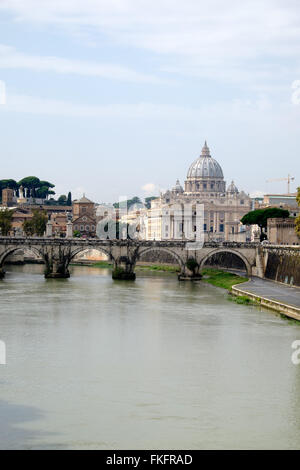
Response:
[[263, 246, 300, 287], [231, 283, 300, 321]]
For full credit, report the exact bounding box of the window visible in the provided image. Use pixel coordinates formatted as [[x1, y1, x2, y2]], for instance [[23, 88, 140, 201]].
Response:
[[91, 225, 95, 231], [82, 216, 87, 221], [80, 225, 84, 231], [203, 183, 207, 189], [82, 207, 87, 213], [86, 225, 90, 231], [204, 224, 207, 231], [219, 224, 224, 232], [240, 200, 244, 205]]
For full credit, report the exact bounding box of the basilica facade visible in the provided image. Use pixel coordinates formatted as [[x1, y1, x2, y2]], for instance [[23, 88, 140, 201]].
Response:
[[146, 142, 252, 242]]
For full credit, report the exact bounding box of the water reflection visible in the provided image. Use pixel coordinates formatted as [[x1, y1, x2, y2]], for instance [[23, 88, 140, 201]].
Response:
[[0, 399, 50, 450]]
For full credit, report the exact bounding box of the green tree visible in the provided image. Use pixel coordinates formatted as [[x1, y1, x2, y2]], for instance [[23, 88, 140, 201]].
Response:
[[58, 195, 67, 205], [186, 257, 199, 275], [36, 180, 55, 199], [113, 196, 142, 209], [0, 209, 14, 235], [23, 219, 35, 236], [144, 196, 157, 209], [18, 176, 41, 198], [0, 179, 19, 200], [23, 210, 48, 236], [241, 208, 290, 241], [73, 230, 81, 238], [67, 192, 72, 206]]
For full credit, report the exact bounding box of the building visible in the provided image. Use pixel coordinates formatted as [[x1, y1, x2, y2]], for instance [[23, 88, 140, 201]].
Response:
[[49, 212, 69, 237], [261, 193, 299, 217], [72, 194, 96, 237], [2, 188, 15, 207], [267, 218, 299, 245], [263, 193, 298, 208], [146, 142, 252, 242]]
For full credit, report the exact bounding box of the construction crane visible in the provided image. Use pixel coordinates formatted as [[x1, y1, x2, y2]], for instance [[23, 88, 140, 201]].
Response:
[[266, 174, 295, 194]]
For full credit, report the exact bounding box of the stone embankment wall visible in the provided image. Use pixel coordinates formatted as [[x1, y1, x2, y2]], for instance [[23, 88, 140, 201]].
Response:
[[138, 250, 178, 264], [264, 246, 300, 286], [202, 252, 246, 270], [5, 249, 43, 264]]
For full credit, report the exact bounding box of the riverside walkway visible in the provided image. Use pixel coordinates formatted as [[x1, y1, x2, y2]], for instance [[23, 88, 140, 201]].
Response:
[[232, 277, 300, 321]]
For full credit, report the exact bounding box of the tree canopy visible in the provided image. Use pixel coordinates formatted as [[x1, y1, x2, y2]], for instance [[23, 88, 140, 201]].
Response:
[[0, 180, 19, 200], [113, 196, 142, 210], [0, 209, 14, 235], [23, 210, 48, 236], [0, 176, 75, 204], [144, 196, 157, 209], [241, 208, 290, 236]]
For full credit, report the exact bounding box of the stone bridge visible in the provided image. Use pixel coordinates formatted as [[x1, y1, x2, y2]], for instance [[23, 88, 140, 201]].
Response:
[[0, 237, 269, 280]]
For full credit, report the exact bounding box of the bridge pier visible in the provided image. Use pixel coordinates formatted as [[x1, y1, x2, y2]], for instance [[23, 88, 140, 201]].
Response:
[[178, 271, 203, 281], [0, 267, 5, 279], [112, 256, 136, 280], [44, 249, 71, 279], [178, 257, 203, 281], [44, 261, 70, 279]]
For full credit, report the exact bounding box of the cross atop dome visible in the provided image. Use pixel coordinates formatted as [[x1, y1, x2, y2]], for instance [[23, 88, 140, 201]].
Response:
[[201, 140, 211, 157]]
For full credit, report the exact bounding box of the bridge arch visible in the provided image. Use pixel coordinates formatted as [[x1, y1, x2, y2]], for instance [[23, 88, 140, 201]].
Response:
[[136, 247, 185, 269], [0, 246, 45, 267], [199, 248, 252, 277], [68, 246, 114, 266]]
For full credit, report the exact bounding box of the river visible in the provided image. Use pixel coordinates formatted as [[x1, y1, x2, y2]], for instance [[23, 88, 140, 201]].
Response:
[[0, 264, 300, 450]]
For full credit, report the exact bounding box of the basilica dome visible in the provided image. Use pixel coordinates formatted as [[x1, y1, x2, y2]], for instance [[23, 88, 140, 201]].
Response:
[[172, 179, 184, 193], [187, 142, 224, 179], [227, 180, 239, 194]]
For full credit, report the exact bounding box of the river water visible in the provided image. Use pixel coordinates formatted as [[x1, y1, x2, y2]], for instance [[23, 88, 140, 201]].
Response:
[[0, 264, 300, 450]]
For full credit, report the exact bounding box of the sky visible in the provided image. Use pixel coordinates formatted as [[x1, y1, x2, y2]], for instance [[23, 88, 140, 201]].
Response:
[[0, 0, 299, 203]]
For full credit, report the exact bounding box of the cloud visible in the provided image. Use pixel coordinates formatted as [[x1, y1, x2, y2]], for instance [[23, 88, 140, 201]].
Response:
[[0, 44, 165, 84], [249, 190, 265, 198], [291, 80, 300, 105], [0, 80, 6, 105], [0, 91, 280, 121], [0, 92, 197, 118], [1, 1, 300, 91], [141, 183, 157, 194], [2, 1, 300, 59]]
